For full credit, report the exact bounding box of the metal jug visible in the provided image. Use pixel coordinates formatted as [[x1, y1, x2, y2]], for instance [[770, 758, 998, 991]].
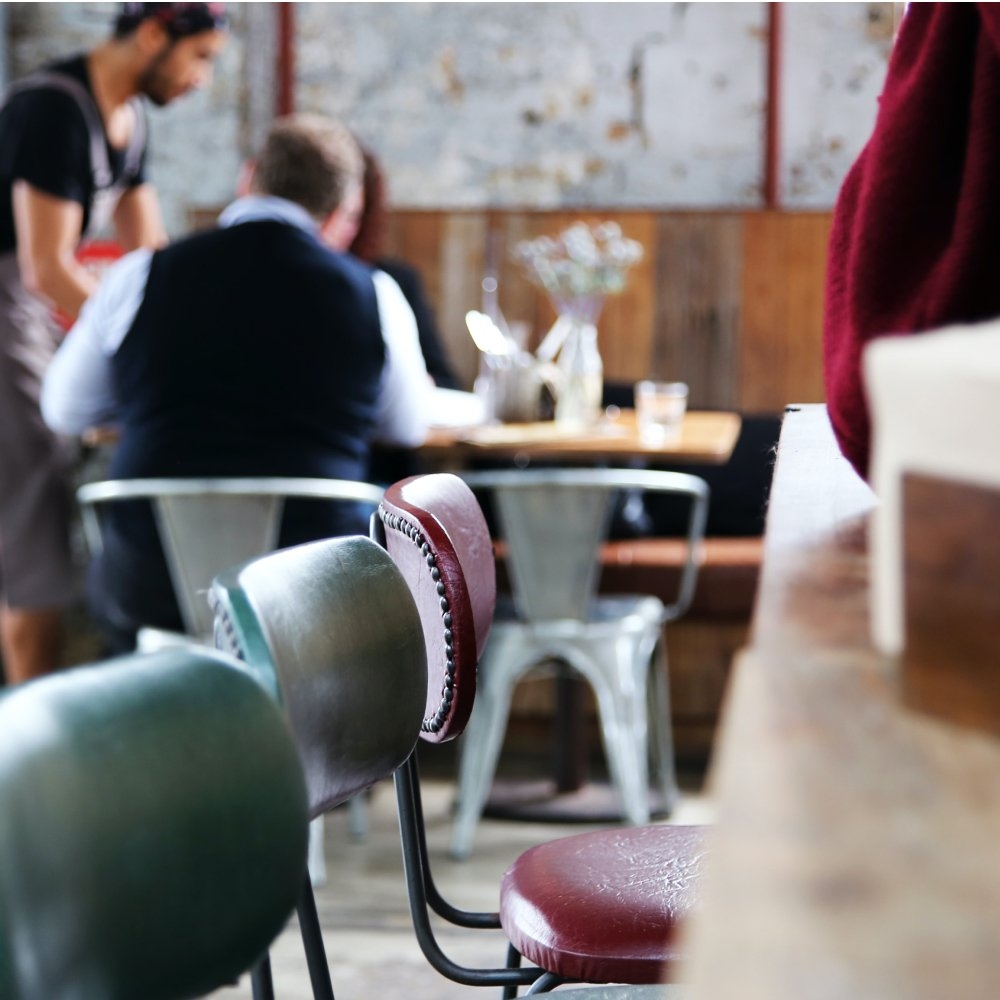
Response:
[[475, 351, 548, 423]]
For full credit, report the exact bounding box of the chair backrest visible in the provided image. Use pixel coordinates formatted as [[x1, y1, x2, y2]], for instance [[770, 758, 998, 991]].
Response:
[[459, 468, 710, 623], [209, 535, 427, 818], [374, 473, 496, 744], [0, 648, 308, 1000], [77, 476, 384, 637]]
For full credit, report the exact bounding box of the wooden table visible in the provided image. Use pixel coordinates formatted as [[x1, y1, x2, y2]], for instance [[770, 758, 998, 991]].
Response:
[[420, 409, 742, 466], [681, 404, 1000, 999], [89, 410, 742, 467]]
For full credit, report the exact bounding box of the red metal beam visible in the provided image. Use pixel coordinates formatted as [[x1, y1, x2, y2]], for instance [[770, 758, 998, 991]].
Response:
[[275, 3, 296, 116], [764, 2, 782, 209]]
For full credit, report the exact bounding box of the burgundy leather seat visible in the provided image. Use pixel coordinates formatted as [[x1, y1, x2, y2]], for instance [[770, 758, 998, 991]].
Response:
[[501, 824, 706, 984]]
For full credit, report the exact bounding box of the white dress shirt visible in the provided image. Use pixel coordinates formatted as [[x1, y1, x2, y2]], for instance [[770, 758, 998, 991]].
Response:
[[41, 195, 430, 447]]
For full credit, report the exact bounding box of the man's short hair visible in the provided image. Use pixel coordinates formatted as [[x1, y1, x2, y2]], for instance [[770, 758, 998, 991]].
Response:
[[114, 3, 227, 40], [251, 115, 363, 222]]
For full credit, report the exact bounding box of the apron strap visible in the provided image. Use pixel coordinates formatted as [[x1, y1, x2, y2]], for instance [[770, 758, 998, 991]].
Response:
[[123, 98, 146, 181], [1, 72, 143, 193]]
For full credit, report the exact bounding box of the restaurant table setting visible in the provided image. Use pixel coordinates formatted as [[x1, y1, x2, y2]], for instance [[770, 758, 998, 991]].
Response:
[[466, 220, 643, 429], [422, 220, 742, 466]]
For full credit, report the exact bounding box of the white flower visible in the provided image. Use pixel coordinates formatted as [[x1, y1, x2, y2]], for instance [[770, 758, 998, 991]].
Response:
[[513, 221, 643, 302]]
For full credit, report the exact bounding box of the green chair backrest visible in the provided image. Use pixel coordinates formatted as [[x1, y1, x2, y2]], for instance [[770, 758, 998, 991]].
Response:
[[0, 648, 308, 1000]]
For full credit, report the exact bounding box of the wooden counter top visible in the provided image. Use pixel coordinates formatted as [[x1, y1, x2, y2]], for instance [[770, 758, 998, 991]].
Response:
[[682, 404, 1000, 999]]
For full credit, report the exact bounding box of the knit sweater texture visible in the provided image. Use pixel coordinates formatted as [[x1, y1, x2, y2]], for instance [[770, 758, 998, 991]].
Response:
[[824, 3, 1000, 479]]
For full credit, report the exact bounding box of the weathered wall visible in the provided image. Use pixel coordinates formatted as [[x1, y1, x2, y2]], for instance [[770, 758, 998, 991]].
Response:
[[299, 2, 768, 208], [4, 3, 892, 235], [780, 2, 895, 205], [300, 2, 892, 210]]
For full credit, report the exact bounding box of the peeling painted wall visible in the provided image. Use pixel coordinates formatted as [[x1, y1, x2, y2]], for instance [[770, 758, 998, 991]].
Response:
[[4, 2, 892, 234], [780, 2, 895, 207], [298, 2, 769, 208]]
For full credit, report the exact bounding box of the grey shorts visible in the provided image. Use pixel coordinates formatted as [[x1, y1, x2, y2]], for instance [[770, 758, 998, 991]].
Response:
[[0, 252, 80, 610]]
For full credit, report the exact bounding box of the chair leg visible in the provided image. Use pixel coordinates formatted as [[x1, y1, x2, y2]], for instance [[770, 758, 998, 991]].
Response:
[[347, 793, 368, 840], [402, 755, 500, 928], [393, 762, 544, 990], [250, 955, 275, 1000], [451, 644, 519, 859], [587, 641, 652, 826], [502, 943, 523, 1000], [648, 638, 680, 812], [297, 873, 336, 1000], [524, 970, 568, 994], [308, 816, 327, 888]]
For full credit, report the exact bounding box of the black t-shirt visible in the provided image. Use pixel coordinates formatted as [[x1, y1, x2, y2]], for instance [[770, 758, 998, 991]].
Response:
[[0, 55, 148, 254]]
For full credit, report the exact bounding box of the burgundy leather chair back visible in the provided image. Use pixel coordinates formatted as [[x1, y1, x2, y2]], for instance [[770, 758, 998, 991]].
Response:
[[377, 474, 496, 744]]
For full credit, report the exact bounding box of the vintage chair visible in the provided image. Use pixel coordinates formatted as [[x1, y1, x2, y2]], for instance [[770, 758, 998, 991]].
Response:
[[450, 467, 709, 858], [209, 535, 428, 1000], [0, 646, 308, 1000], [76, 476, 384, 648], [374, 473, 708, 993], [76, 475, 383, 864]]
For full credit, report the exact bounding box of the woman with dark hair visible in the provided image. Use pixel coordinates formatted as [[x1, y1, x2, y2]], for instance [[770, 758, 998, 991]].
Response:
[[350, 148, 460, 390]]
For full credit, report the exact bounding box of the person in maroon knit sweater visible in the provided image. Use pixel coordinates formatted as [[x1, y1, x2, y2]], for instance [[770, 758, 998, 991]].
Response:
[[824, 3, 1000, 481]]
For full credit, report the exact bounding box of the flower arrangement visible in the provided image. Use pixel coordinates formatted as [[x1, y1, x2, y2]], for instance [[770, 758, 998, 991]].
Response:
[[513, 222, 643, 374], [512, 221, 643, 321]]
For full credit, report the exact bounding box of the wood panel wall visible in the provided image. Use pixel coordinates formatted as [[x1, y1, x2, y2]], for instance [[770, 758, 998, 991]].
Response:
[[384, 210, 833, 414]]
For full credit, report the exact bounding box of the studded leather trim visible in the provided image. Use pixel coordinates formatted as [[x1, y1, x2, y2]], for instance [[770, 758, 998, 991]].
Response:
[[378, 504, 455, 734], [209, 592, 246, 662]]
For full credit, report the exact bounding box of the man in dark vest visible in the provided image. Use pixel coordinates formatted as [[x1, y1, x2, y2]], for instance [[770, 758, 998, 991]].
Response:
[[41, 114, 430, 651]]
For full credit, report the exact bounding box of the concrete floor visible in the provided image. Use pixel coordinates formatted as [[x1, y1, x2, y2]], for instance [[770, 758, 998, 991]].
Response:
[[206, 760, 714, 1000]]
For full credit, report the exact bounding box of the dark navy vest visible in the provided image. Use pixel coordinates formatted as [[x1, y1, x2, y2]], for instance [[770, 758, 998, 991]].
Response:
[[110, 219, 385, 483], [98, 219, 386, 614]]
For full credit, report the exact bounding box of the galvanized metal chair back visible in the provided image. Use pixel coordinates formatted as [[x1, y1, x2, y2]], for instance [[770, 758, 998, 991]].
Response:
[[77, 476, 384, 642], [459, 468, 709, 624]]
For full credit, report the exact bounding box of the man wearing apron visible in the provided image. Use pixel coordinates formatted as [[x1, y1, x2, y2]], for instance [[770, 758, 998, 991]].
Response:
[[0, 3, 227, 684]]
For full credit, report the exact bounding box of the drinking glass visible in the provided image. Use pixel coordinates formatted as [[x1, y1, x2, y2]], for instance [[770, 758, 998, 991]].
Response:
[[634, 381, 688, 444]]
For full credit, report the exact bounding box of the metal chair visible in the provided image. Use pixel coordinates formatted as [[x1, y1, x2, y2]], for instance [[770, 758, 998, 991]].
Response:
[[0, 646, 308, 1000], [209, 535, 428, 1000], [450, 467, 709, 858], [209, 510, 543, 996], [76, 475, 384, 864], [374, 473, 707, 993], [205, 478, 706, 995], [372, 472, 546, 993], [76, 476, 384, 649]]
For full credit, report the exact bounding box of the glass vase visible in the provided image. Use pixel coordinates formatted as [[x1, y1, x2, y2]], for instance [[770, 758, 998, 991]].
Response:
[[554, 318, 603, 427]]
